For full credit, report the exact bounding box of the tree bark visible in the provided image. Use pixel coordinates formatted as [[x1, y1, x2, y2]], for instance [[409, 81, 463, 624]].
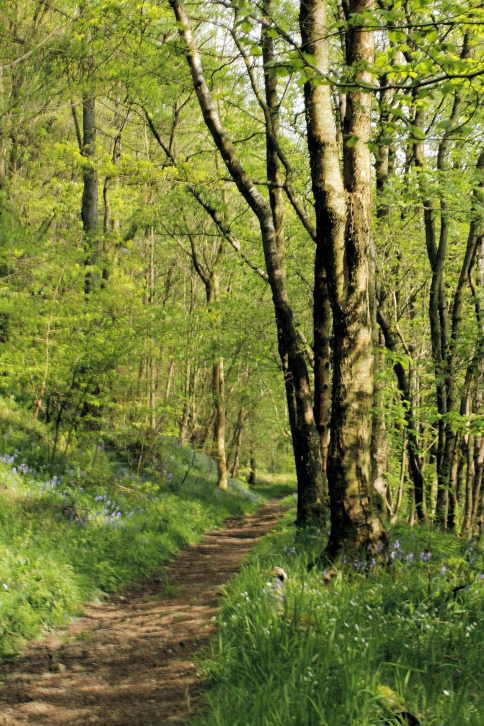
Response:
[[300, 0, 387, 557], [81, 93, 98, 296]]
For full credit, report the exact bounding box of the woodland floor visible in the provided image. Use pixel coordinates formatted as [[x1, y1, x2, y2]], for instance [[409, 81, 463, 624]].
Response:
[[0, 499, 285, 726]]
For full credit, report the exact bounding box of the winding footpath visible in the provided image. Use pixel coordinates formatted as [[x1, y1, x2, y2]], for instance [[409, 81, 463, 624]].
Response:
[[0, 499, 284, 726]]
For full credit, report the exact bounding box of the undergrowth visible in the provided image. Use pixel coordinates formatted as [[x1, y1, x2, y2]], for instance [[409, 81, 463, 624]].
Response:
[[195, 508, 484, 726], [0, 402, 266, 658]]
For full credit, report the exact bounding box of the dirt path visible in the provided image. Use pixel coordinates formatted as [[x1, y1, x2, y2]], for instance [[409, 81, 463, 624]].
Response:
[[0, 499, 285, 726]]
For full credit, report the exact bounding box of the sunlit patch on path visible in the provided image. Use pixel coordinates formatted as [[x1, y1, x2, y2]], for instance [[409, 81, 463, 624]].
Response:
[[0, 500, 285, 726]]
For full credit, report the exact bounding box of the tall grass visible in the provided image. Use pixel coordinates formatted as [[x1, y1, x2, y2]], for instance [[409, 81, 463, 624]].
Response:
[[0, 418, 263, 657], [195, 512, 484, 726]]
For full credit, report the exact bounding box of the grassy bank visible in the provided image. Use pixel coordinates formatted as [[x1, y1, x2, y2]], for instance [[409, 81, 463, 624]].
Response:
[[195, 501, 484, 726], [0, 416, 267, 658]]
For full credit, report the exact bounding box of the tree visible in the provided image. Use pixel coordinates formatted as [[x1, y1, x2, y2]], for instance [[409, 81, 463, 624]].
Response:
[[169, 0, 325, 527], [299, 0, 387, 556]]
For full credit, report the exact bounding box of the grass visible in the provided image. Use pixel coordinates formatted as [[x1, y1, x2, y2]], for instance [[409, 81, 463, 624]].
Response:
[[0, 411, 269, 658], [194, 507, 484, 726], [249, 472, 297, 501]]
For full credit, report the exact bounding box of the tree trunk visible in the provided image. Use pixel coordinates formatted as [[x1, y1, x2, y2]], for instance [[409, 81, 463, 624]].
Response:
[[81, 93, 98, 295], [213, 357, 228, 490], [471, 434, 484, 538], [207, 269, 228, 491], [262, 0, 329, 517], [377, 307, 426, 520], [300, 0, 387, 558], [230, 408, 245, 479], [313, 243, 331, 506], [171, 0, 324, 525], [230, 366, 249, 479]]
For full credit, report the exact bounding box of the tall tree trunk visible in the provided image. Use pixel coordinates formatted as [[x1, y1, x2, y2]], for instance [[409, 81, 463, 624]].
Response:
[[207, 269, 228, 491], [313, 243, 331, 506], [230, 406, 246, 479], [370, 85, 395, 515], [463, 433, 475, 537], [300, 0, 387, 558], [262, 0, 329, 513], [81, 93, 98, 296], [147, 227, 157, 432], [230, 365, 249, 479], [377, 308, 426, 520], [213, 356, 228, 490], [179, 360, 192, 441], [472, 437, 484, 538], [171, 0, 324, 525]]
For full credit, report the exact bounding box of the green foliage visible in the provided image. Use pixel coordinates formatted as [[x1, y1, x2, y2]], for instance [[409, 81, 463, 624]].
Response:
[[195, 510, 484, 725], [0, 406, 262, 658]]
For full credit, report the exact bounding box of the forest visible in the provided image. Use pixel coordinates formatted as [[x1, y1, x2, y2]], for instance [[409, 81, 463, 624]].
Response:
[[0, 1, 483, 725]]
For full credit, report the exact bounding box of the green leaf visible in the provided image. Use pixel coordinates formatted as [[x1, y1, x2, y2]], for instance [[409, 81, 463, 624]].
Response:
[[410, 126, 425, 140]]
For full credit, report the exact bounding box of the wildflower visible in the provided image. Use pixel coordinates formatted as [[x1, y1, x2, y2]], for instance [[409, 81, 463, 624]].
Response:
[[2, 583, 8, 590], [443, 690, 450, 696], [441, 565, 447, 575]]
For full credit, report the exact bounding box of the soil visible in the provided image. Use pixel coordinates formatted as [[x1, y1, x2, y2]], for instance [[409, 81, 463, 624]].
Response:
[[0, 499, 285, 726]]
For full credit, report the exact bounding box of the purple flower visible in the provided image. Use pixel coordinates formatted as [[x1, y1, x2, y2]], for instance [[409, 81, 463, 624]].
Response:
[[441, 565, 447, 575]]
